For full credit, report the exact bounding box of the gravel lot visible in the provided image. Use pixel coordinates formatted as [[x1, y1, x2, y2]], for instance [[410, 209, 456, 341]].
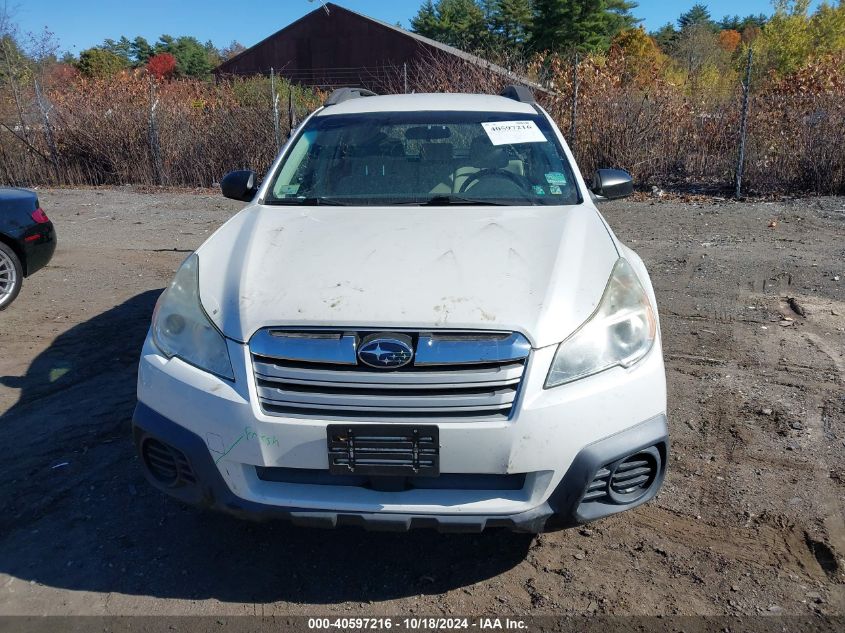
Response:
[[0, 188, 843, 617]]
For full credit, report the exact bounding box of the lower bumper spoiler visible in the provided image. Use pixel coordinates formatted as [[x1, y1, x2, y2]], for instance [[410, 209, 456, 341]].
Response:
[[132, 402, 668, 533]]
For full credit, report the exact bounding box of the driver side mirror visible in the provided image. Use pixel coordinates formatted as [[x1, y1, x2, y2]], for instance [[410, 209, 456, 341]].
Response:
[[221, 170, 258, 202], [591, 169, 634, 200]]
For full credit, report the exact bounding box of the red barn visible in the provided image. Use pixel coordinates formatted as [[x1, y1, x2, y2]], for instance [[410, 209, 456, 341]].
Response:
[[214, 2, 541, 93]]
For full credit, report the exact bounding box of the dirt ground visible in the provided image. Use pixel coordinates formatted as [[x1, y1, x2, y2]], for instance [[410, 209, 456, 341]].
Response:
[[0, 188, 843, 617]]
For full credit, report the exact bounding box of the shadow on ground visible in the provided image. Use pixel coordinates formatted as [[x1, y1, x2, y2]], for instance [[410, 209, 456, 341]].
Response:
[[0, 291, 531, 604]]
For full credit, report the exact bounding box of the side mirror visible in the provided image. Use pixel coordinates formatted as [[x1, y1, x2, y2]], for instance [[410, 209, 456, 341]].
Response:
[[591, 168, 634, 200], [221, 170, 258, 202]]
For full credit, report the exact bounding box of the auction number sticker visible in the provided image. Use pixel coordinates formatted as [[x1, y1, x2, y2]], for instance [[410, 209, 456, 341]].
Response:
[[481, 120, 546, 145]]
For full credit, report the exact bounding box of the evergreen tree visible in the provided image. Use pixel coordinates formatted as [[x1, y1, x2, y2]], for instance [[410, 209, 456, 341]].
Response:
[[718, 14, 742, 31], [604, 0, 640, 35], [76, 47, 128, 78], [651, 22, 678, 51], [410, 0, 489, 50], [130, 36, 153, 65], [102, 36, 132, 63], [740, 13, 768, 30], [413, 0, 637, 54], [530, 0, 637, 53], [487, 0, 534, 48], [204, 39, 222, 68], [718, 13, 768, 31], [677, 4, 715, 32], [154, 35, 214, 78], [411, 0, 440, 36]]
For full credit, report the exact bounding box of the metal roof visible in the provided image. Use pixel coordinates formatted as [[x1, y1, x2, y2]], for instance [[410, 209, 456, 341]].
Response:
[[215, 2, 550, 94], [333, 4, 548, 92]]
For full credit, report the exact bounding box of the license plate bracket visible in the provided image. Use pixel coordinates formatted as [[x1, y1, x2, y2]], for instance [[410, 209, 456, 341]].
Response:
[[327, 424, 440, 477]]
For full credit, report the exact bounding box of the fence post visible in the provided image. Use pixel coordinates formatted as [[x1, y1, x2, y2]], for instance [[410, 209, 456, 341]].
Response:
[[288, 87, 297, 139], [271, 68, 282, 151], [735, 47, 753, 199], [34, 79, 60, 183], [403, 62, 408, 94], [570, 50, 579, 154], [148, 79, 163, 185]]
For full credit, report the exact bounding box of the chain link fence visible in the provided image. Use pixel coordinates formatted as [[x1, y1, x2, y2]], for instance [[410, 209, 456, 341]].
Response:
[[0, 74, 323, 188], [533, 51, 844, 196], [0, 53, 843, 195]]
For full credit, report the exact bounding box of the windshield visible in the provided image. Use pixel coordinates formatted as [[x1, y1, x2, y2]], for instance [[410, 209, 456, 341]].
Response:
[[265, 110, 581, 206]]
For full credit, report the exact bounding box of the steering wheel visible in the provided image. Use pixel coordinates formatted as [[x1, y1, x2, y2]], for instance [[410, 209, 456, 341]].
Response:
[[458, 168, 532, 194]]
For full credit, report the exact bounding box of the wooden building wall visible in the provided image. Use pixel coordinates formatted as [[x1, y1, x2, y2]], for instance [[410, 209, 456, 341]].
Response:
[[215, 4, 436, 90]]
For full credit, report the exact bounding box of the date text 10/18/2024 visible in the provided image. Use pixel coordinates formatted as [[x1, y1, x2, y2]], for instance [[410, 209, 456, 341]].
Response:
[[307, 618, 528, 630]]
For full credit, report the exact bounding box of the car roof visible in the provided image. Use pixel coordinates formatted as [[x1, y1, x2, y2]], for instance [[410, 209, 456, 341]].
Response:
[[0, 187, 37, 202], [316, 93, 538, 116]]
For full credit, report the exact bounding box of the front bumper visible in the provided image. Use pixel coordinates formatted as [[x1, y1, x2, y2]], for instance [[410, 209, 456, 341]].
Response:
[[135, 331, 668, 532], [133, 401, 668, 533]]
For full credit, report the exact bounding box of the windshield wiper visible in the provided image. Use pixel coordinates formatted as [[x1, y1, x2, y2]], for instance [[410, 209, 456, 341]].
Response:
[[422, 195, 510, 206], [385, 195, 514, 206], [267, 195, 536, 207], [266, 197, 349, 206]]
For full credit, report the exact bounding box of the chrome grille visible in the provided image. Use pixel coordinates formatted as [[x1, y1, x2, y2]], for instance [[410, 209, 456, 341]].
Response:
[[250, 329, 530, 420]]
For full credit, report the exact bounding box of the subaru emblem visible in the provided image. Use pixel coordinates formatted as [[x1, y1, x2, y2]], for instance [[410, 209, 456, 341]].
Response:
[[357, 334, 414, 369]]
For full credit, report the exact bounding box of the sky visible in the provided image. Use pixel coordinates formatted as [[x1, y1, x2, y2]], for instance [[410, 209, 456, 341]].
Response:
[[9, 0, 826, 56]]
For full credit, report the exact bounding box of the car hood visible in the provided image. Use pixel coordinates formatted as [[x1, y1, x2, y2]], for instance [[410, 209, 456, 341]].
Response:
[[197, 204, 619, 348]]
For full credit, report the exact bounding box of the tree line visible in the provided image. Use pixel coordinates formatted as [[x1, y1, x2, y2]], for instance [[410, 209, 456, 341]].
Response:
[[70, 35, 246, 79], [411, 0, 640, 54], [6, 1, 843, 84], [409, 0, 845, 80], [1, 12, 247, 82], [1, 1, 843, 194]]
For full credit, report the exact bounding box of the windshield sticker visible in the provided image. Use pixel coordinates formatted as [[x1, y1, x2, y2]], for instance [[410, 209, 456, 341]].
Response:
[[545, 172, 568, 185], [549, 185, 562, 195], [481, 120, 547, 145], [532, 185, 546, 196], [278, 184, 300, 195]]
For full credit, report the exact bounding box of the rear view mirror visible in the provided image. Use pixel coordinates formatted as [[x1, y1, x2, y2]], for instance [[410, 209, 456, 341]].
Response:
[[221, 170, 258, 202], [405, 126, 451, 140], [592, 169, 634, 200]]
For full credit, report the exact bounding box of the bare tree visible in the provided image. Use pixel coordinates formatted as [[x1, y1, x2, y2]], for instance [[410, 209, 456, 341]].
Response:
[[0, 2, 32, 146]]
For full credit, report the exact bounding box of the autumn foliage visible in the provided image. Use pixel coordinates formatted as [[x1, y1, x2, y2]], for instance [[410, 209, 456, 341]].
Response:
[[0, 53, 843, 195], [718, 30, 741, 53], [394, 43, 845, 195], [0, 73, 324, 187], [2, 0, 845, 195], [146, 53, 177, 79]]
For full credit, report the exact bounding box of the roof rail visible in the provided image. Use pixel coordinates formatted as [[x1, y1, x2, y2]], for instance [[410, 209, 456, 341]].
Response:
[[324, 87, 378, 107], [500, 85, 535, 104]]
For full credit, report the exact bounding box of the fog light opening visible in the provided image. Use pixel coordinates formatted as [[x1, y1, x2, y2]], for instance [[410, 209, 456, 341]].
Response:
[[141, 437, 195, 488], [607, 446, 661, 504]]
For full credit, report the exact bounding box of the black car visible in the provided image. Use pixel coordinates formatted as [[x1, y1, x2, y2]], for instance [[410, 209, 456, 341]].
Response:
[[0, 188, 56, 310]]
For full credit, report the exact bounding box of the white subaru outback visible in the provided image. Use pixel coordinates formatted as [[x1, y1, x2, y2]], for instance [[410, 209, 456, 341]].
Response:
[[133, 86, 667, 533]]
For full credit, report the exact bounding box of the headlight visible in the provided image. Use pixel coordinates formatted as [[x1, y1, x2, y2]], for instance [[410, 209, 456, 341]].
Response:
[[545, 258, 656, 388], [151, 254, 235, 380]]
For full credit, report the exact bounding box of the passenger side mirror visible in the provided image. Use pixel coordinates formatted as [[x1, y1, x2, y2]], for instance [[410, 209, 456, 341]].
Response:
[[591, 169, 634, 200], [221, 170, 258, 202]]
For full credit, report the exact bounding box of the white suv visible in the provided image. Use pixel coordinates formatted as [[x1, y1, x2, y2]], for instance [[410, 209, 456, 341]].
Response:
[[133, 86, 667, 533]]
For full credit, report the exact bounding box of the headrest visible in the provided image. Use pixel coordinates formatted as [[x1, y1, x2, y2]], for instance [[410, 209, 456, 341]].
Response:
[[347, 131, 388, 156], [421, 143, 453, 162], [382, 139, 405, 157], [469, 135, 509, 169]]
